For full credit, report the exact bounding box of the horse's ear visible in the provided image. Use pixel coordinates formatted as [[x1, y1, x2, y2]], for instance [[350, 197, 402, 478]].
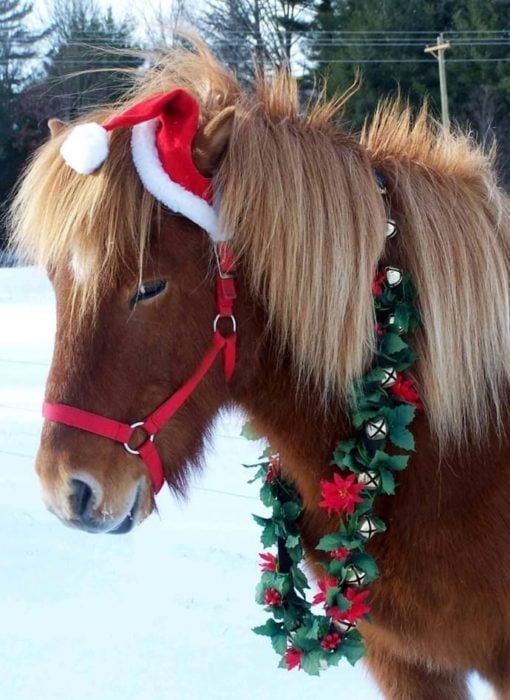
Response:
[[48, 118, 67, 139], [193, 106, 235, 177]]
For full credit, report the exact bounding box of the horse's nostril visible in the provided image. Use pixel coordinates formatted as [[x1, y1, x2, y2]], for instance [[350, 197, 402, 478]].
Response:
[[69, 478, 94, 517]]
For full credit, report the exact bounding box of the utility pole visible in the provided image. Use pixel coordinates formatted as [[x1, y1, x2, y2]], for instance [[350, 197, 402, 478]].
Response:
[[424, 33, 451, 130]]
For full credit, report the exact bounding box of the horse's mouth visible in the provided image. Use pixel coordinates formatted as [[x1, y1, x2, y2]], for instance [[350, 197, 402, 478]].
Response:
[[108, 486, 142, 535]]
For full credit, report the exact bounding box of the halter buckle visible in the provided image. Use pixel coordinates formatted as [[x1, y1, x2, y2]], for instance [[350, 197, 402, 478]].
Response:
[[123, 421, 155, 455]]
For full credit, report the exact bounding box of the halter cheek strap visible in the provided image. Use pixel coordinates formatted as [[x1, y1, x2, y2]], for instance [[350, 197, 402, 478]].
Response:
[[42, 243, 237, 495]]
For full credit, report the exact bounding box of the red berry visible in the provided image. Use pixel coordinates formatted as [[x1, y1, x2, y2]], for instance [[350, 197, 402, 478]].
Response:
[[330, 547, 350, 561], [321, 632, 342, 652], [263, 587, 283, 606]]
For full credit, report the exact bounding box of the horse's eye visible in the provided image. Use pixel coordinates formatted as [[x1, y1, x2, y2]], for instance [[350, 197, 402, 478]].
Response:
[[130, 280, 167, 308]]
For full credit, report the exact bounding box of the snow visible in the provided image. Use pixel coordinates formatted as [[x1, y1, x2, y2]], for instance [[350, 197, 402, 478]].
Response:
[[0, 267, 492, 699]]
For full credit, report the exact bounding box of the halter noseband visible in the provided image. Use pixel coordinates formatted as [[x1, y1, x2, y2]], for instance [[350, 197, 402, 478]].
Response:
[[42, 243, 237, 494]]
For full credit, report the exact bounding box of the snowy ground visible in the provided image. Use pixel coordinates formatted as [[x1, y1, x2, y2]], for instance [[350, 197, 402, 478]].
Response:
[[0, 267, 492, 700]]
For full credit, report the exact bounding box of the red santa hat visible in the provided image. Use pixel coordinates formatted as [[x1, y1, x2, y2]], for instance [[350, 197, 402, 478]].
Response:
[[59, 88, 222, 241]]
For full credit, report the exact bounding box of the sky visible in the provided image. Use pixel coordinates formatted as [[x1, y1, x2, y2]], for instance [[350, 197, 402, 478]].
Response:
[[27, 0, 204, 59], [32, 0, 197, 29]]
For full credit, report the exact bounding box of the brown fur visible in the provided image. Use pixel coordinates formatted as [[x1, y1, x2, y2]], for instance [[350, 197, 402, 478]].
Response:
[[8, 43, 510, 698]]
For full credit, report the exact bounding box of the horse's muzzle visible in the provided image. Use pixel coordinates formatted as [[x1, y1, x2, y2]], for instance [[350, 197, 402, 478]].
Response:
[[64, 474, 142, 534]]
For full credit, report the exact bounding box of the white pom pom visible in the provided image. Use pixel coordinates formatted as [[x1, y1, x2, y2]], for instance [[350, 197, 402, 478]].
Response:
[[60, 122, 109, 175]]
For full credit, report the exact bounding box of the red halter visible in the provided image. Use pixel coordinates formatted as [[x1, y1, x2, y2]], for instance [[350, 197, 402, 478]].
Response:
[[42, 243, 237, 494]]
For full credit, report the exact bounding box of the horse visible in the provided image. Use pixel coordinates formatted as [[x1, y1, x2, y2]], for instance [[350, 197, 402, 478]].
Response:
[[8, 43, 510, 699]]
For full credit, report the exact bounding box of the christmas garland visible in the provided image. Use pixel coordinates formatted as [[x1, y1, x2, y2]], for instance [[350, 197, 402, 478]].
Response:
[[245, 261, 421, 676]]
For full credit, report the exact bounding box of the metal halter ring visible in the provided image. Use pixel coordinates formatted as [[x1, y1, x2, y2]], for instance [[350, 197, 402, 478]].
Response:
[[123, 421, 155, 455], [213, 314, 237, 333]]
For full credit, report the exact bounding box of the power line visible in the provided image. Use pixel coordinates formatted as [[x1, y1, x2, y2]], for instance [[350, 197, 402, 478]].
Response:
[[0, 446, 259, 502], [3, 57, 510, 66]]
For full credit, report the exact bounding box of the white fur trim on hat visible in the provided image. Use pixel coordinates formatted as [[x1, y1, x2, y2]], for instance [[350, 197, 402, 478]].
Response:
[[60, 123, 109, 175], [131, 119, 225, 242]]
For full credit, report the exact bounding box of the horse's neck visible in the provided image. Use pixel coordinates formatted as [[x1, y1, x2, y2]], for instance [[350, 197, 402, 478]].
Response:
[[229, 299, 510, 562], [230, 313, 351, 555]]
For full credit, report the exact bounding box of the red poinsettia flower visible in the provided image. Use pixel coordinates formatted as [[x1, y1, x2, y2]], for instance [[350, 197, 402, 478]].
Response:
[[285, 647, 303, 671], [263, 587, 283, 607], [330, 547, 350, 561], [312, 576, 338, 606], [319, 473, 365, 517], [327, 587, 371, 624], [266, 455, 280, 483], [320, 632, 342, 652], [372, 271, 386, 296], [259, 552, 278, 572], [390, 375, 422, 410]]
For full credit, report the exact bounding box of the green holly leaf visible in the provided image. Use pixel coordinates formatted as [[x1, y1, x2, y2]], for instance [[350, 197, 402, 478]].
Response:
[[282, 605, 300, 630], [282, 502, 302, 521], [379, 468, 396, 495], [342, 633, 366, 666], [325, 586, 341, 607], [304, 618, 322, 640], [271, 632, 288, 656], [387, 403, 416, 428], [245, 465, 267, 483], [366, 450, 387, 470], [252, 619, 284, 637], [398, 306, 417, 332], [259, 483, 277, 508], [381, 332, 408, 356], [259, 571, 278, 587], [353, 498, 374, 518], [291, 566, 310, 594], [261, 522, 278, 547], [327, 559, 346, 577], [335, 438, 357, 454], [316, 533, 344, 552], [301, 650, 323, 676], [333, 593, 351, 612], [390, 425, 415, 451], [326, 647, 345, 667], [267, 573, 291, 597], [351, 407, 379, 430], [385, 454, 410, 471], [369, 516, 387, 533], [332, 447, 357, 470], [364, 367, 388, 385], [255, 581, 266, 604], [286, 534, 300, 548], [293, 625, 320, 651], [349, 552, 379, 579]]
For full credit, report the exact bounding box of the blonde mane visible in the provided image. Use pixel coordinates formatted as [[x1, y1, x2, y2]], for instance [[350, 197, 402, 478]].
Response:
[[9, 44, 510, 445]]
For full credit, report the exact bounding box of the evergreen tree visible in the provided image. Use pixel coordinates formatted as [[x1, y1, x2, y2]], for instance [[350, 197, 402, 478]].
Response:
[[306, 0, 510, 185], [0, 1, 46, 249], [44, 0, 141, 119], [200, 0, 310, 78], [307, 0, 456, 125]]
